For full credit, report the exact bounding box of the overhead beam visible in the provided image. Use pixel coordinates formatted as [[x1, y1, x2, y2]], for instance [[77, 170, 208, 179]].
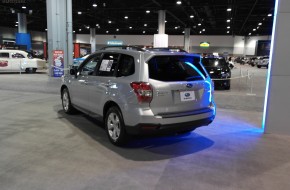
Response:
[[152, 0, 186, 27], [238, 0, 259, 35]]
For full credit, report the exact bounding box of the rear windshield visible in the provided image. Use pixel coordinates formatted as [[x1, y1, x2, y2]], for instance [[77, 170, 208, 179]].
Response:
[[202, 58, 227, 67], [148, 56, 207, 82]]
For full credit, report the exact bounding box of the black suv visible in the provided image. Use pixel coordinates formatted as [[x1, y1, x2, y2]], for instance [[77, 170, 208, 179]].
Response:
[[201, 56, 231, 90]]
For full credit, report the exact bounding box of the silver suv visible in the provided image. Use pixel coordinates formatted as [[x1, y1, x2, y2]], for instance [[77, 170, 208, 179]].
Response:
[[61, 48, 216, 145]]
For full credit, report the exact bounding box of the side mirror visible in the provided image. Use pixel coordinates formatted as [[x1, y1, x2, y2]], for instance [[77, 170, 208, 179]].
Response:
[[69, 68, 75, 75], [70, 68, 78, 78]]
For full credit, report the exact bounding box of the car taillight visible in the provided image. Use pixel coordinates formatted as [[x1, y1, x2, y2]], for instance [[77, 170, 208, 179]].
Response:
[[130, 82, 153, 103]]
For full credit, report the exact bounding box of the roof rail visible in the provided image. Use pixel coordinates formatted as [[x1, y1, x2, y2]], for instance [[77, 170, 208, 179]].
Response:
[[100, 46, 145, 51], [146, 48, 188, 53]]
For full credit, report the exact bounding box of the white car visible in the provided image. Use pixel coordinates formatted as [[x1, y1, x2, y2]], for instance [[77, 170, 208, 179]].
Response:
[[0, 49, 46, 73], [257, 56, 269, 68]]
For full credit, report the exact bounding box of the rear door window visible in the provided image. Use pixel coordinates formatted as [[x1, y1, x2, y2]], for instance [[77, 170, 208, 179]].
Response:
[[117, 54, 135, 77], [148, 55, 206, 82], [202, 58, 227, 67]]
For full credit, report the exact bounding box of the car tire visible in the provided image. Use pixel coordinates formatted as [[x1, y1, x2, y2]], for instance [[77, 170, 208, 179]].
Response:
[[257, 65, 261, 68], [105, 106, 128, 146], [224, 83, 231, 90], [25, 68, 33, 73], [61, 88, 76, 114]]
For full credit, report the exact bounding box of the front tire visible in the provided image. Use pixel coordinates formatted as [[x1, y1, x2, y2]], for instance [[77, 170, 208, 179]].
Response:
[[224, 85, 231, 90], [105, 107, 128, 146], [25, 68, 36, 73], [61, 88, 76, 114]]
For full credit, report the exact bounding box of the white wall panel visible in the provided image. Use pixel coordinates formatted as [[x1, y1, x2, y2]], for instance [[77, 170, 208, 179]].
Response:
[[0, 27, 17, 39], [233, 36, 245, 55]]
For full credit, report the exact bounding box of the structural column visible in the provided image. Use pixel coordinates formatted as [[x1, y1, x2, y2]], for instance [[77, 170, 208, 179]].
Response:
[[184, 28, 190, 52], [15, 13, 31, 50], [263, 0, 290, 134], [46, 0, 73, 76], [158, 10, 166, 34], [17, 13, 27, 33], [154, 10, 168, 48], [90, 28, 96, 53], [66, 0, 73, 71]]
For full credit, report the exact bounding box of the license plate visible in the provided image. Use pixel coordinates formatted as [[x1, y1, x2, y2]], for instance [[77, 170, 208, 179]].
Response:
[[180, 91, 195, 101]]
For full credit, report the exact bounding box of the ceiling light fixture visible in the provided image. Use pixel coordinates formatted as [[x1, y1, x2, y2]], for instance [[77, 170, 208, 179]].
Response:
[[198, 23, 201, 26], [227, 31, 230, 33], [190, 15, 194, 18], [73, 31, 75, 33], [257, 27, 260, 29], [22, 6, 26, 9], [268, 13, 272, 17], [249, 33, 252, 35], [129, 26, 132, 29], [16, 21, 18, 23], [108, 20, 112, 24], [92, 3, 97, 7], [175, 26, 178, 29], [203, 29, 205, 31], [146, 10, 150, 13], [124, 16, 128, 19], [86, 26, 90, 29], [182, 31, 185, 33], [227, 8, 232, 11], [143, 31, 146, 33], [79, 29, 82, 31], [144, 24, 147, 27], [258, 23, 262, 25], [15, 24, 18, 27], [116, 29, 119, 31], [227, 26, 230, 29], [78, 11, 82, 15], [253, 28, 256, 31], [176, 1, 182, 5], [227, 19, 230, 22], [96, 24, 99, 26], [106, 31, 109, 33], [199, 31, 202, 34]]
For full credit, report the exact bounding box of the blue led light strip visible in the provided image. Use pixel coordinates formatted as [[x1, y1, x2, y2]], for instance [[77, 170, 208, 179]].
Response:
[[262, 0, 280, 131]]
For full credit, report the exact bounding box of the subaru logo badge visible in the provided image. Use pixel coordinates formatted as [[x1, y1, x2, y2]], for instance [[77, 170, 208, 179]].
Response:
[[185, 93, 190, 97], [186, 83, 193, 88]]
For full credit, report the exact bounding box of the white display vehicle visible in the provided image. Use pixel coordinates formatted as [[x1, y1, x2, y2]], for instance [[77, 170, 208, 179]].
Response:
[[0, 49, 46, 73]]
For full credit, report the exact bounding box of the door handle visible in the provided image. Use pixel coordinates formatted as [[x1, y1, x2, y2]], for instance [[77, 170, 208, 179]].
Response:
[[79, 80, 88, 85]]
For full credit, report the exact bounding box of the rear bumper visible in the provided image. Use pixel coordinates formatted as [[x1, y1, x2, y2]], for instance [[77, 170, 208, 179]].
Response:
[[126, 116, 215, 135], [213, 79, 230, 87]]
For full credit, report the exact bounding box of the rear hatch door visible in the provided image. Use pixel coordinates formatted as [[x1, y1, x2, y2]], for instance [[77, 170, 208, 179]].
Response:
[[148, 55, 211, 116]]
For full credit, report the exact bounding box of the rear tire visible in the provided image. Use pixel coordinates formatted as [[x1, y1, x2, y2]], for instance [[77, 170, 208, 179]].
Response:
[[257, 65, 261, 68], [61, 88, 76, 114], [105, 107, 128, 146], [224, 83, 231, 90]]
